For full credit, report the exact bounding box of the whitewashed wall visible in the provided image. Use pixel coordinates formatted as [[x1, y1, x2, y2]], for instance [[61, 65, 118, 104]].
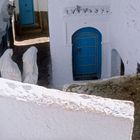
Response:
[[34, 0, 48, 11], [110, 0, 140, 74], [0, 0, 11, 43], [48, 0, 140, 88], [48, 0, 111, 88], [15, 0, 48, 13], [0, 78, 134, 140]]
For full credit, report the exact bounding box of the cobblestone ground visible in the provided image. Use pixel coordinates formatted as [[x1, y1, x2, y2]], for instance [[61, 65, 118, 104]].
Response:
[[64, 75, 140, 140]]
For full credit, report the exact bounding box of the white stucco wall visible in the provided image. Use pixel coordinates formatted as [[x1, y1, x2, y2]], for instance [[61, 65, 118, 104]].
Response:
[[0, 0, 11, 43], [110, 0, 140, 74], [48, 0, 140, 88], [15, 0, 48, 14], [48, 0, 111, 88], [34, 0, 48, 11], [0, 78, 134, 140]]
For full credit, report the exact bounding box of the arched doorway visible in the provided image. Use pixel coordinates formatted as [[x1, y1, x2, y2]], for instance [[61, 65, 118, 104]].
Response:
[[72, 27, 102, 80], [111, 49, 125, 76]]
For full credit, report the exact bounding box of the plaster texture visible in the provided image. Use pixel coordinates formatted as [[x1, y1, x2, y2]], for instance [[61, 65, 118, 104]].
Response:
[[0, 78, 134, 140]]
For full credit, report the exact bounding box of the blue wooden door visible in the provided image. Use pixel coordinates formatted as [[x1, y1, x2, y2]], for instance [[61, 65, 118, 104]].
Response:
[[19, 0, 34, 25], [72, 27, 102, 80]]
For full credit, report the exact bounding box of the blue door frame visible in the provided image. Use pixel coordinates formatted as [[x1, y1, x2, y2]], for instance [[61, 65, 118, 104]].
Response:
[[19, 0, 35, 25], [72, 27, 102, 80]]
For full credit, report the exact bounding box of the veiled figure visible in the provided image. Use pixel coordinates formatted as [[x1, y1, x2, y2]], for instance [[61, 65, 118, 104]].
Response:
[[22, 46, 38, 84], [0, 49, 22, 82]]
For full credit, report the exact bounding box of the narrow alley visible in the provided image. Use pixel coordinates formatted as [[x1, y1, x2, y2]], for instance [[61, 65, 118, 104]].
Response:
[[13, 30, 51, 87]]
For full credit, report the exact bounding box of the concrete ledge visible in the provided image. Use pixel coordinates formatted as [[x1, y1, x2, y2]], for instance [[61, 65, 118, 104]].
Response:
[[0, 78, 134, 140]]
